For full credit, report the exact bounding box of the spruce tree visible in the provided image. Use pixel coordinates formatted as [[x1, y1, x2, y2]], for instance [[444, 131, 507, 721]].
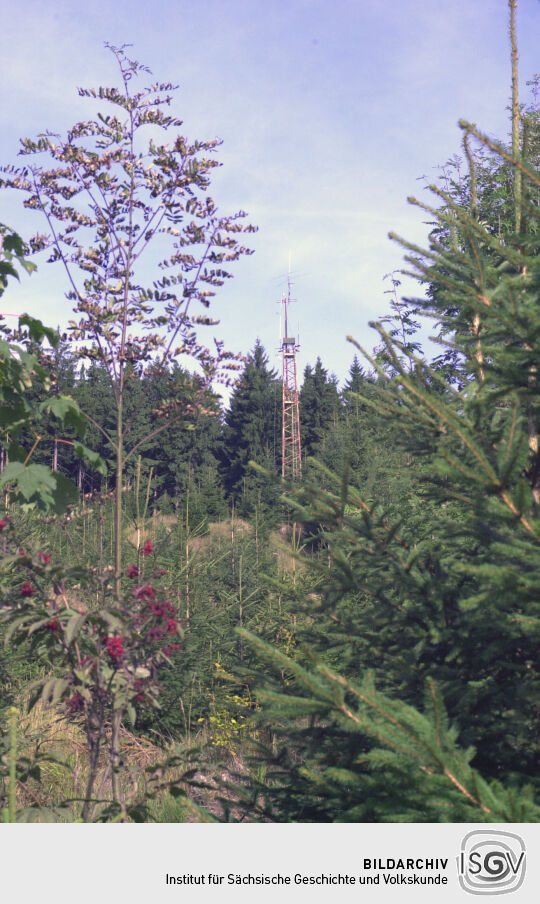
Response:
[[221, 340, 280, 513], [342, 355, 365, 406], [299, 358, 342, 460], [234, 58, 540, 823]]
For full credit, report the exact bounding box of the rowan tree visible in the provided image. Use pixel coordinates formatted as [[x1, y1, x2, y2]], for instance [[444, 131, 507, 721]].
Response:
[[1, 44, 255, 593]]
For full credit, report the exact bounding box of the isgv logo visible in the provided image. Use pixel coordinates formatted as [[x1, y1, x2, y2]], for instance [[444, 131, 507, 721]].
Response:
[[458, 830, 526, 895]]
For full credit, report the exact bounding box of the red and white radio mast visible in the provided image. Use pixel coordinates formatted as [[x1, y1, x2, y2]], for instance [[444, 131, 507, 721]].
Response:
[[280, 276, 302, 481]]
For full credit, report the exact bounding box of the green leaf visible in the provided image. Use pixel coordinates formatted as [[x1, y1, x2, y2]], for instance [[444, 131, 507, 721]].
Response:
[[17, 464, 56, 501], [2, 234, 25, 256], [0, 461, 78, 513], [16, 807, 67, 823], [65, 613, 87, 645], [43, 396, 87, 435], [0, 461, 26, 486], [18, 259, 37, 275], [28, 617, 59, 636], [52, 678, 69, 704], [19, 315, 58, 348], [134, 666, 150, 679], [0, 262, 19, 281], [41, 677, 56, 705], [4, 615, 33, 646], [100, 612, 125, 631], [73, 441, 107, 475]]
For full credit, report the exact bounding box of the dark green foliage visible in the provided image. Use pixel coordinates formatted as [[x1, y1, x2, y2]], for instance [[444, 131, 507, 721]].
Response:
[[299, 358, 341, 461], [0, 235, 103, 512], [342, 355, 366, 405], [235, 630, 539, 822], [221, 341, 281, 515]]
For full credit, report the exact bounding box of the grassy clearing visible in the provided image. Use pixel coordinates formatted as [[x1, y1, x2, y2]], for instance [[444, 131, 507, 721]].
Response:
[[2, 699, 265, 822], [3, 703, 195, 822]]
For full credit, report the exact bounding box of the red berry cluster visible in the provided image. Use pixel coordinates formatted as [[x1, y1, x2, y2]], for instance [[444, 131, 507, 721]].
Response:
[[105, 635, 124, 660], [149, 600, 176, 625], [66, 691, 84, 713], [148, 600, 173, 618], [137, 585, 181, 653], [146, 625, 163, 641], [20, 581, 34, 597], [134, 678, 146, 702], [56, 545, 181, 719]]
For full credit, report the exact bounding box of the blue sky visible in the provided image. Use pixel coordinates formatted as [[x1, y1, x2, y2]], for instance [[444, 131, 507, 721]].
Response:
[[2, 0, 540, 394]]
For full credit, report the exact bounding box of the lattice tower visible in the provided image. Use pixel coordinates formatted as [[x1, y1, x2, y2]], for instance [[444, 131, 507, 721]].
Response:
[[281, 283, 302, 481]]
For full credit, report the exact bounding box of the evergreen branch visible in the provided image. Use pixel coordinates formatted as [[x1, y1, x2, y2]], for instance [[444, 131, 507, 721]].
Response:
[[440, 768, 491, 814], [358, 325, 499, 477], [437, 450, 494, 487], [499, 490, 539, 538], [409, 190, 523, 269], [428, 679, 441, 748], [318, 668, 493, 814], [394, 380, 498, 481], [459, 121, 540, 191]]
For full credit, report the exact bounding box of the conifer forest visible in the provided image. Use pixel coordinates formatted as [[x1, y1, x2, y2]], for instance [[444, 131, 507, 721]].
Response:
[[1, 3, 540, 823]]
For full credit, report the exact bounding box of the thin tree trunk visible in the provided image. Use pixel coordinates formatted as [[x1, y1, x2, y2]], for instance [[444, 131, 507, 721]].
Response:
[[185, 490, 190, 621], [114, 388, 123, 599], [527, 362, 540, 504], [508, 3, 538, 500], [238, 554, 243, 662], [509, 0, 521, 233]]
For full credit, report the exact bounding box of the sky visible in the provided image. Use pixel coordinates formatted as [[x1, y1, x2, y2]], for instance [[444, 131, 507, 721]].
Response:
[[1, 0, 540, 398]]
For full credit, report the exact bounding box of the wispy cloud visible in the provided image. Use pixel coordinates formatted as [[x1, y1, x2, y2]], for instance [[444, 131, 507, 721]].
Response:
[[2, 0, 539, 385]]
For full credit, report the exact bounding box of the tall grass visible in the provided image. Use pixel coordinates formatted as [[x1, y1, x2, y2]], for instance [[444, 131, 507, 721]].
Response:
[[1, 703, 198, 822]]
